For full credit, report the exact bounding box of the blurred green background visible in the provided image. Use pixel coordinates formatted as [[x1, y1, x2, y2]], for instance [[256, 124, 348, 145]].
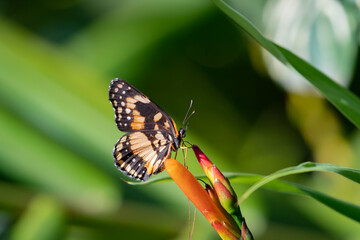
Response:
[[0, 0, 359, 239]]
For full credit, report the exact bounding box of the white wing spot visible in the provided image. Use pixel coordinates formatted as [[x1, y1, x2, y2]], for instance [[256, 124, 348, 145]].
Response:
[[121, 102, 125, 107], [128, 87, 131, 90], [155, 132, 165, 140], [125, 165, 132, 172], [134, 95, 150, 103], [127, 97, 137, 104], [127, 116, 131, 120], [119, 96, 122, 99], [122, 91, 126, 94], [154, 112, 162, 122], [114, 88, 119, 93], [124, 123, 127, 126], [125, 108, 131, 114]]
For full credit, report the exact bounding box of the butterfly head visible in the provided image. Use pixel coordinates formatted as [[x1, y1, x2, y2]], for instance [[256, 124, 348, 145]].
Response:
[[174, 127, 186, 150], [179, 127, 186, 138], [174, 100, 195, 150]]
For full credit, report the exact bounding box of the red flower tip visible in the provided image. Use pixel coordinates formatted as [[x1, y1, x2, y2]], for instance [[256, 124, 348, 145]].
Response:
[[192, 145, 213, 169], [192, 145, 237, 197]]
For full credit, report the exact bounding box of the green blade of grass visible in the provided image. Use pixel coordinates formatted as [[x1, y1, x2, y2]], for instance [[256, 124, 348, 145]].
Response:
[[232, 162, 360, 222], [0, 106, 120, 213], [0, 181, 181, 239], [0, 19, 118, 174], [213, 0, 360, 129], [10, 195, 64, 240]]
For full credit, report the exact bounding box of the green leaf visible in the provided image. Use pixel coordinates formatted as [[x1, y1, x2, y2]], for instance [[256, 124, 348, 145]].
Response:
[[124, 175, 174, 185], [290, 183, 360, 223], [238, 161, 360, 203], [213, 0, 360, 129], [138, 162, 360, 222]]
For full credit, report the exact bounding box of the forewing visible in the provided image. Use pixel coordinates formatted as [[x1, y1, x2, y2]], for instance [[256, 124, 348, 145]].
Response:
[[113, 130, 174, 181], [109, 78, 177, 134]]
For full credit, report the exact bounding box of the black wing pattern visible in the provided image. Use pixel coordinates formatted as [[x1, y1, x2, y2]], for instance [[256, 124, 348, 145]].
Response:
[[109, 78, 178, 135]]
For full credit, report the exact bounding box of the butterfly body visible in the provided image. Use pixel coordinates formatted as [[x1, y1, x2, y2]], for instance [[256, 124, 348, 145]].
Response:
[[109, 78, 185, 181]]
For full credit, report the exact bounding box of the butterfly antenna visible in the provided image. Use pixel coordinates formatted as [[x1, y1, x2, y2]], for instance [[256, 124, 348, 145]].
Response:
[[184, 110, 196, 129], [182, 100, 194, 128]]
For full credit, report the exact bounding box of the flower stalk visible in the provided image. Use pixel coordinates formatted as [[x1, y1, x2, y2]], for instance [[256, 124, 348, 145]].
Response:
[[241, 218, 253, 240]]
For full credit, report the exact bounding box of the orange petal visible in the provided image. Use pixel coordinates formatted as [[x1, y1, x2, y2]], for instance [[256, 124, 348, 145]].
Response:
[[165, 159, 240, 238]]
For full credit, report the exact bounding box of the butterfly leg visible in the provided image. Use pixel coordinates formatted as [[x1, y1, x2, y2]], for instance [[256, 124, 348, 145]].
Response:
[[179, 146, 189, 168]]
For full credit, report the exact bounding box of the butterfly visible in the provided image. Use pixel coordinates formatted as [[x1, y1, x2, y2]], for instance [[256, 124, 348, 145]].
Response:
[[109, 78, 191, 181]]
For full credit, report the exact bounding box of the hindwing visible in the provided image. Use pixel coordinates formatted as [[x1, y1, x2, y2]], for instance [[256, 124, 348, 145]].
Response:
[[113, 130, 174, 181]]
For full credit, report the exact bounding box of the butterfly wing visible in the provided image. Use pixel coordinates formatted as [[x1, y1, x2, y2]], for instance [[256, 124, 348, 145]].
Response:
[[109, 78, 181, 181], [113, 130, 174, 181], [109, 78, 178, 136]]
